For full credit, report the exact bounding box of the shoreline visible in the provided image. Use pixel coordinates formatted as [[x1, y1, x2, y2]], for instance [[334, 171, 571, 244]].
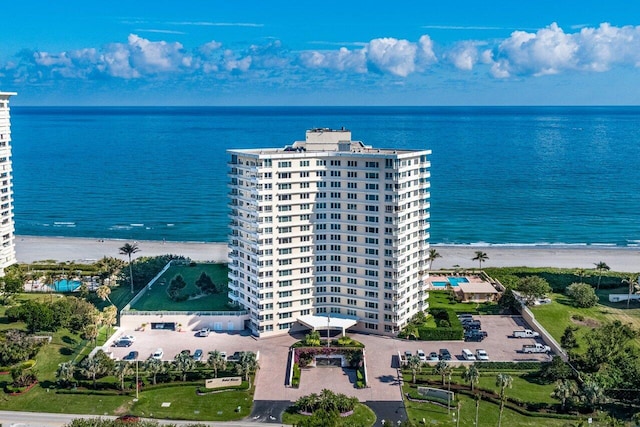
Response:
[[13, 235, 640, 272]]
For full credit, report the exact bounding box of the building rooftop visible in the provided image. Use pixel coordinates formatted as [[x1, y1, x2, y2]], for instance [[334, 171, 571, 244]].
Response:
[[229, 128, 431, 157]]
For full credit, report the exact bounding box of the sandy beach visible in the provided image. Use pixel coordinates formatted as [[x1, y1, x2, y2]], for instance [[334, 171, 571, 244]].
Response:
[[13, 235, 640, 272]]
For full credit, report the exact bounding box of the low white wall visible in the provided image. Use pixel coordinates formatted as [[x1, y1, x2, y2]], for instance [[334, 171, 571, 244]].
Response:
[[120, 313, 249, 332], [609, 294, 640, 302]]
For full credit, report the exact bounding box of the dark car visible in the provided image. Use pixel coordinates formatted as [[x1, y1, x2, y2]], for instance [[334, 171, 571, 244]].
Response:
[[113, 339, 133, 347], [464, 330, 488, 342], [193, 349, 203, 361], [439, 349, 452, 360], [116, 414, 140, 422], [123, 351, 139, 361]]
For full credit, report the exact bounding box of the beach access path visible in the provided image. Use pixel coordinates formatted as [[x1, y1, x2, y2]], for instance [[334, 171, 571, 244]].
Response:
[[14, 235, 640, 272]]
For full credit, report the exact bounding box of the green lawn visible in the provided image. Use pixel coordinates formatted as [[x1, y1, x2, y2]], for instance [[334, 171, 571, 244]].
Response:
[[129, 263, 233, 311], [131, 385, 253, 421], [530, 290, 640, 350], [404, 386, 578, 427], [428, 291, 500, 314]]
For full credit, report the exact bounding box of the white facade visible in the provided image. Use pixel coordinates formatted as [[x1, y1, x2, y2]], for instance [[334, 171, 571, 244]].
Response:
[[228, 128, 431, 337], [0, 93, 17, 276]]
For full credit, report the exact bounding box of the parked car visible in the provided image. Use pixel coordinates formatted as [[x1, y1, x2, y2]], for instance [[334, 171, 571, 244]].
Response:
[[462, 349, 476, 361], [428, 352, 439, 362], [522, 343, 551, 353], [123, 351, 139, 361], [151, 348, 164, 360], [475, 349, 489, 361], [219, 351, 227, 360], [404, 350, 412, 359], [197, 328, 210, 337], [464, 320, 482, 330], [416, 349, 426, 361], [227, 351, 243, 362], [193, 349, 203, 361], [513, 329, 540, 338], [439, 349, 452, 361], [113, 339, 133, 347], [116, 415, 140, 423], [119, 335, 136, 342], [464, 330, 487, 342]]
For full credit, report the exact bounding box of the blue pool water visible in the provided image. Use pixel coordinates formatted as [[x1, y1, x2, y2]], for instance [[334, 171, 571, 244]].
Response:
[[53, 280, 82, 292], [432, 277, 470, 287]]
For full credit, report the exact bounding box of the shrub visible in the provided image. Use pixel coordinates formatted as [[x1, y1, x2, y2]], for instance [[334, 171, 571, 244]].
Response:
[[292, 363, 301, 388], [566, 283, 599, 308]]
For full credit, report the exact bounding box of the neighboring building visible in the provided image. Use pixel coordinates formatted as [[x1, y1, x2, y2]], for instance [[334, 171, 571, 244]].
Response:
[[0, 92, 17, 276], [228, 128, 431, 337]]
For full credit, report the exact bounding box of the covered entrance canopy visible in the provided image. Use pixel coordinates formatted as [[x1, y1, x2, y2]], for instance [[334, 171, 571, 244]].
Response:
[[297, 314, 358, 336]]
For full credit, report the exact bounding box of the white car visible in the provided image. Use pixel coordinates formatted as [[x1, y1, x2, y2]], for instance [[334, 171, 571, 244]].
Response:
[[151, 348, 164, 360], [120, 335, 135, 342], [476, 349, 489, 361], [416, 349, 426, 361]]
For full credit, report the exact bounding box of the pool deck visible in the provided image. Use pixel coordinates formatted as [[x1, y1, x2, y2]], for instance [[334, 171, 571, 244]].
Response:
[[427, 273, 490, 289]]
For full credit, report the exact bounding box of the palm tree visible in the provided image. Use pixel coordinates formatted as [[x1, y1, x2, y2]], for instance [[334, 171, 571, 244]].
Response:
[[579, 379, 606, 412], [114, 361, 134, 391], [236, 351, 259, 387], [594, 261, 610, 290], [404, 323, 419, 341], [433, 360, 451, 386], [119, 242, 140, 293], [427, 249, 442, 272], [551, 379, 576, 412], [407, 355, 422, 384], [96, 285, 113, 305], [174, 352, 196, 382], [496, 373, 513, 427], [622, 274, 639, 309], [462, 365, 480, 391], [145, 358, 164, 385], [207, 350, 227, 378], [474, 392, 481, 427], [55, 362, 76, 388], [472, 251, 488, 269], [80, 356, 105, 389], [102, 305, 117, 337]]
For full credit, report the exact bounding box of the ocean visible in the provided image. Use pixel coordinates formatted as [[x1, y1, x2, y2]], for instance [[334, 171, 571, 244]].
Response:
[[9, 106, 640, 246]]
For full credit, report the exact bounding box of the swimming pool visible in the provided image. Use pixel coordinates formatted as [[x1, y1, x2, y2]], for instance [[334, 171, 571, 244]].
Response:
[[431, 277, 470, 287], [53, 279, 82, 292]]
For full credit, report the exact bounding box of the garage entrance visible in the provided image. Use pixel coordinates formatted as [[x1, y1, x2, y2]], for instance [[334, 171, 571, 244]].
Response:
[[151, 322, 176, 331]]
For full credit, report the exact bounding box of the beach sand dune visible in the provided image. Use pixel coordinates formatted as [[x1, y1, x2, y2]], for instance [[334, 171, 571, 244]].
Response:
[[13, 235, 640, 272]]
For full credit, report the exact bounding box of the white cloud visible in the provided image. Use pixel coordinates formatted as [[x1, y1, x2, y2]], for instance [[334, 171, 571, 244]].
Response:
[[486, 22, 640, 78], [299, 47, 367, 73], [366, 38, 418, 77], [446, 42, 479, 71]]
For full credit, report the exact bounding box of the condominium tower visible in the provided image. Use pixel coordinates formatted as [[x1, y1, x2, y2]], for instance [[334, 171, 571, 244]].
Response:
[[0, 92, 17, 276], [228, 128, 431, 337]]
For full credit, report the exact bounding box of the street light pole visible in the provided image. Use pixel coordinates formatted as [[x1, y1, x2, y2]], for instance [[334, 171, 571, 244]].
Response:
[[135, 359, 139, 399]]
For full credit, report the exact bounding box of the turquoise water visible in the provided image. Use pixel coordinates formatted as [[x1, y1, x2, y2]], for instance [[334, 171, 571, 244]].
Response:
[[432, 277, 470, 287], [10, 106, 640, 246], [53, 279, 82, 292]]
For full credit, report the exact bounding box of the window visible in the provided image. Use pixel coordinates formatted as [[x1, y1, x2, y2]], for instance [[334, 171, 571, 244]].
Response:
[[278, 161, 291, 168], [366, 161, 379, 168]]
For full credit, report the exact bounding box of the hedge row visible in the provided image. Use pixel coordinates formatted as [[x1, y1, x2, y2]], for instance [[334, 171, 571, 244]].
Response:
[[418, 308, 464, 341]]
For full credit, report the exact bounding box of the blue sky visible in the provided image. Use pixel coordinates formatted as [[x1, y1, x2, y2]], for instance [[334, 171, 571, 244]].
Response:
[[2, 1, 640, 105]]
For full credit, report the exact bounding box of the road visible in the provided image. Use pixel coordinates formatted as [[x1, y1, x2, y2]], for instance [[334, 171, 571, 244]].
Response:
[[0, 411, 284, 427]]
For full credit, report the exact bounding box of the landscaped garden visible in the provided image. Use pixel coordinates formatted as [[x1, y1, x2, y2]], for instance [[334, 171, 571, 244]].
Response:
[[282, 389, 376, 427]]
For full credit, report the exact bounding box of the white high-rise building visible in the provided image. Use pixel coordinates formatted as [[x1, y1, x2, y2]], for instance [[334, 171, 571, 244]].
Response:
[[0, 92, 17, 276], [228, 128, 431, 337]]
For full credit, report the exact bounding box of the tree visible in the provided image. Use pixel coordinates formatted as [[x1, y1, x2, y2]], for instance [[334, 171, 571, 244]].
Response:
[[235, 351, 259, 386], [173, 352, 196, 382], [433, 360, 451, 386], [560, 326, 580, 351], [565, 282, 599, 308], [462, 365, 480, 391], [594, 261, 610, 290], [55, 362, 76, 388], [145, 357, 164, 385], [207, 350, 227, 378], [622, 275, 639, 309], [102, 305, 117, 337], [579, 379, 606, 411], [119, 242, 140, 293], [551, 379, 577, 411], [517, 276, 552, 305], [80, 355, 107, 388], [496, 373, 513, 427], [114, 361, 134, 391], [407, 355, 422, 384], [0, 276, 23, 303], [585, 320, 637, 371], [403, 323, 420, 341], [427, 249, 442, 272], [498, 288, 521, 313], [471, 251, 488, 269], [95, 285, 113, 305]]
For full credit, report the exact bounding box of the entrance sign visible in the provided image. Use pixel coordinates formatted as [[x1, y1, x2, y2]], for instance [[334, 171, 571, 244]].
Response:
[[206, 376, 242, 388]]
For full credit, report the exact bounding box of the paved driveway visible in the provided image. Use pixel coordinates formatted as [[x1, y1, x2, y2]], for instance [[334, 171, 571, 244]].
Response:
[[107, 314, 550, 407]]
